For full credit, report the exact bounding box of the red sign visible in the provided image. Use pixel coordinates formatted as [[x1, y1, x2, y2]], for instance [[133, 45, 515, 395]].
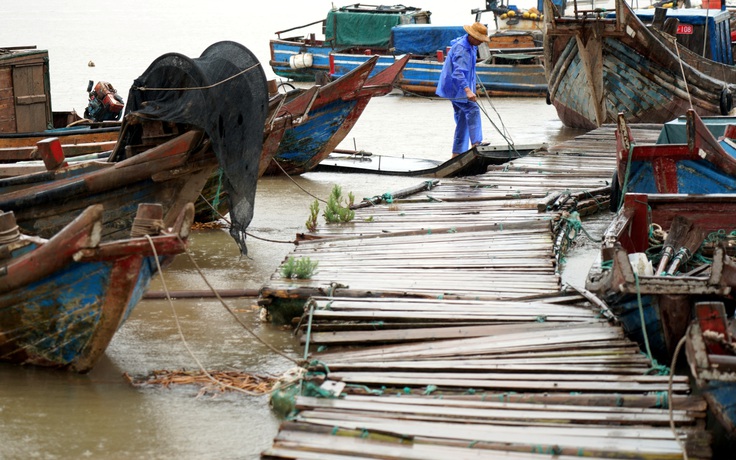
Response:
[[677, 24, 694, 35]]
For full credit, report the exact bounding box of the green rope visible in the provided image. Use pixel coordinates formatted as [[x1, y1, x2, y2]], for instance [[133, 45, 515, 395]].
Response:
[[346, 384, 384, 395], [211, 167, 224, 218], [634, 273, 670, 376], [303, 300, 316, 361], [382, 192, 394, 204]]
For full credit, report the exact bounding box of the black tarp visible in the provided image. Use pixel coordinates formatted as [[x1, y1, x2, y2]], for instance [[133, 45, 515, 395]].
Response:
[[122, 41, 268, 254]]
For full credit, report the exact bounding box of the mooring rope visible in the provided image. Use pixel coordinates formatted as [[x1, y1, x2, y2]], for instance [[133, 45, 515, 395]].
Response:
[[197, 193, 296, 244], [145, 234, 294, 396], [668, 334, 689, 460], [270, 157, 329, 204], [173, 234, 301, 366]]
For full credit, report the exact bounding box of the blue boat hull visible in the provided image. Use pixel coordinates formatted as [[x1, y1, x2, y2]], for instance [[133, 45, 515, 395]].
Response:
[[0, 254, 159, 370], [270, 41, 547, 96]]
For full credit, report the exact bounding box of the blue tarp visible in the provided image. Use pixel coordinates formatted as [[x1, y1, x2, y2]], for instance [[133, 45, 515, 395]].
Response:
[[391, 25, 466, 55]]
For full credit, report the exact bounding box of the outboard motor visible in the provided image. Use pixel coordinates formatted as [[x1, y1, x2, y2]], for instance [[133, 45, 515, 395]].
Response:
[[84, 80, 125, 122]]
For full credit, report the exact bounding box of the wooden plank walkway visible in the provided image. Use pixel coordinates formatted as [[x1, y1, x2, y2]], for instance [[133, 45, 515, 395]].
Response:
[[260, 124, 713, 458]]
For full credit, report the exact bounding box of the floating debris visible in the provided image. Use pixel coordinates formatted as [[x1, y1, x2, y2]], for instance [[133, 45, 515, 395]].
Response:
[[124, 369, 282, 397]]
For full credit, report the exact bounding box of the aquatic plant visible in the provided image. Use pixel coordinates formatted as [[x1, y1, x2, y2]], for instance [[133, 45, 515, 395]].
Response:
[[280, 256, 318, 279], [305, 200, 319, 232], [323, 185, 355, 223]]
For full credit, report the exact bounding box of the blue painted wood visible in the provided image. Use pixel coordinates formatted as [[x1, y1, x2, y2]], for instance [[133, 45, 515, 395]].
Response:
[[274, 98, 358, 168], [609, 295, 669, 363], [0, 244, 160, 369], [271, 42, 546, 95]]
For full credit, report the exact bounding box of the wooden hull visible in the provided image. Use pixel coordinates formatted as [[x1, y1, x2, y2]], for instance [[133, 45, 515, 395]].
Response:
[[686, 321, 736, 436], [262, 55, 408, 176], [315, 143, 543, 177], [0, 124, 120, 164], [0, 204, 193, 372], [0, 129, 217, 241], [586, 193, 736, 362], [269, 40, 547, 96], [613, 110, 736, 202], [543, 0, 736, 129]]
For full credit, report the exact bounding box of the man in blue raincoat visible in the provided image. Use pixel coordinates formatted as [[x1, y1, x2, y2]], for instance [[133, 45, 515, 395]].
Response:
[[436, 22, 490, 157]]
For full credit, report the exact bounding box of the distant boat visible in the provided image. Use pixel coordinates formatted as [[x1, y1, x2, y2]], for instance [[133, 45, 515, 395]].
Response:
[[586, 192, 736, 363], [0, 46, 122, 164], [0, 202, 193, 373], [543, 0, 736, 129], [610, 109, 736, 210], [269, 3, 547, 96]]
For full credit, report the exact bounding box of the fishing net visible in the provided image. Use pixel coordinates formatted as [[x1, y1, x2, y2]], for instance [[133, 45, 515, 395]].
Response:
[[123, 40, 268, 254]]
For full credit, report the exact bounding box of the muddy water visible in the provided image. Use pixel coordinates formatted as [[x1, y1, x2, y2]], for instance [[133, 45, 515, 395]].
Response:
[[0, 1, 603, 458]]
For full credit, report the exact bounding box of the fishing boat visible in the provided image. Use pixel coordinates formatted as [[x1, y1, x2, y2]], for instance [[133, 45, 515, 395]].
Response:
[[261, 54, 409, 176], [0, 41, 268, 254], [269, 3, 547, 96], [686, 302, 736, 436], [316, 142, 546, 177], [0, 202, 194, 373], [543, 0, 736, 129], [586, 192, 736, 363], [610, 109, 736, 210], [0, 46, 122, 163]]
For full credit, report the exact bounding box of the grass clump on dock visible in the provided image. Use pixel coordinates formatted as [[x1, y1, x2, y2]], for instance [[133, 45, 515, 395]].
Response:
[[306, 200, 319, 232], [305, 185, 356, 231], [323, 185, 355, 224], [281, 256, 318, 279]]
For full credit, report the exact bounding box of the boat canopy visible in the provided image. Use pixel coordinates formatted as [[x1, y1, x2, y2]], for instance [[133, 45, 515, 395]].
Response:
[[325, 6, 430, 50], [391, 25, 466, 55]]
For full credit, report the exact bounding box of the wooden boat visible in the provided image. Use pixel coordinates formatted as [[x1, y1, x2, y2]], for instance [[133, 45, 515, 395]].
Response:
[[586, 192, 736, 363], [269, 3, 547, 96], [686, 302, 736, 436], [543, 0, 736, 129], [0, 46, 122, 163], [0, 41, 268, 253], [316, 142, 546, 177], [0, 202, 194, 372], [610, 109, 736, 210], [261, 54, 409, 176]]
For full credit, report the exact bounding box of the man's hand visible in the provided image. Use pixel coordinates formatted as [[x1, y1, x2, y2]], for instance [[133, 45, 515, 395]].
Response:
[[464, 87, 477, 103]]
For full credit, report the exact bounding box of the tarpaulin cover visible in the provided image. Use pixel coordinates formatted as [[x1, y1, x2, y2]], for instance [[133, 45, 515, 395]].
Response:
[[123, 41, 268, 254], [391, 25, 466, 55], [325, 10, 405, 49]]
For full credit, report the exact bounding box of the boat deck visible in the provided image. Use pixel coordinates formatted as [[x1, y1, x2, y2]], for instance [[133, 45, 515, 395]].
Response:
[[260, 123, 715, 459]]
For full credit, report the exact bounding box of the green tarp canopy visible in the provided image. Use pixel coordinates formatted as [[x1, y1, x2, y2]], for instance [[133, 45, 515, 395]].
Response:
[[325, 10, 406, 49]]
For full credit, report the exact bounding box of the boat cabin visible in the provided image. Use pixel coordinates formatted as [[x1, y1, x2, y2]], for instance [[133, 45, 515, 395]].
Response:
[[0, 46, 55, 134], [324, 4, 431, 51], [632, 8, 733, 65]]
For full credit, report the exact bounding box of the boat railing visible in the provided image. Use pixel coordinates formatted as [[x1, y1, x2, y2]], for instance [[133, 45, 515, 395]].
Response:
[[274, 19, 326, 40]]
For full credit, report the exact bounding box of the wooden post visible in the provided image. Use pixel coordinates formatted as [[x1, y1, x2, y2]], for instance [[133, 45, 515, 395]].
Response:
[[36, 137, 67, 170]]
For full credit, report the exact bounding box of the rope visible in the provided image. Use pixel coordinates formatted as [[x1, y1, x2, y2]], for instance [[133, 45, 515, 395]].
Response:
[[197, 193, 296, 244], [176, 235, 301, 366], [144, 235, 298, 396], [270, 157, 328, 204], [669, 334, 689, 460], [133, 63, 262, 92]]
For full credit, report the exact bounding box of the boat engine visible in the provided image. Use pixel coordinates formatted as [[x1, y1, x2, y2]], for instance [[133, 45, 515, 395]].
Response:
[[84, 80, 124, 122]]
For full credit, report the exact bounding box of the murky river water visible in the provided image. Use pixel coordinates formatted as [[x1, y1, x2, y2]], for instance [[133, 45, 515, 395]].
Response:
[[0, 1, 600, 458]]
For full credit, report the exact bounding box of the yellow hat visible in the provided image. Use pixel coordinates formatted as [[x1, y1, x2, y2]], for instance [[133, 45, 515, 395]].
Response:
[[463, 22, 490, 43]]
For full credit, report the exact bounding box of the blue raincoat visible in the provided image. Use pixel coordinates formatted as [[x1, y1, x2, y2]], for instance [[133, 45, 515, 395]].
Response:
[[436, 35, 483, 155]]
